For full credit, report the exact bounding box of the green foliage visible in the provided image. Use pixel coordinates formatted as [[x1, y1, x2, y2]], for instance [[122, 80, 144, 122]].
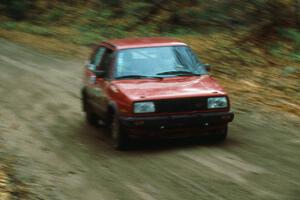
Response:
[[1, 0, 300, 31], [124, 2, 153, 18], [273, 28, 300, 61], [71, 31, 104, 45], [134, 24, 159, 37], [78, 9, 113, 30], [45, 8, 65, 22], [174, 7, 203, 26], [100, 0, 122, 7], [279, 28, 300, 48], [0, 0, 33, 20], [0, 21, 55, 36], [0, 21, 17, 30], [162, 27, 198, 36], [1, 0, 300, 53], [21, 23, 54, 36], [269, 42, 285, 56], [289, 52, 300, 61]]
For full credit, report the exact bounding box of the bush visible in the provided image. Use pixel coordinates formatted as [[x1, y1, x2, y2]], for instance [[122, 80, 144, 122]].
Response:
[[45, 8, 64, 22], [0, 21, 17, 30], [275, 28, 300, 61], [1, 0, 34, 20], [173, 7, 203, 26], [0, 21, 55, 36], [19, 23, 55, 36], [279, 28, 300, 49], [71, 31, 104, 46], [124, 2, 153, 18]]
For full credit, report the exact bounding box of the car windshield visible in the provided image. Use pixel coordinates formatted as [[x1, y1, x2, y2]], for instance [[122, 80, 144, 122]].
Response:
[[114, 46, 207, 79]]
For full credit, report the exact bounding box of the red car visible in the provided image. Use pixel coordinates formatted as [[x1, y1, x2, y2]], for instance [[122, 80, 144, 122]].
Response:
[[81, 37, 234, 150]]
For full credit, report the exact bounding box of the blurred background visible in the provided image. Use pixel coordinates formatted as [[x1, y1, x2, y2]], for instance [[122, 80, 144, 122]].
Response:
[[0, 1, 300, 200]]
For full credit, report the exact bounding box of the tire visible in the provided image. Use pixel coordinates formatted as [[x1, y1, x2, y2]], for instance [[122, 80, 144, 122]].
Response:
[[111, 114, 129, 150], [84, 99, 98, 126], [81, 88, 88, 112], [213, 126, 228, 142], [86, 110, 98, 126]]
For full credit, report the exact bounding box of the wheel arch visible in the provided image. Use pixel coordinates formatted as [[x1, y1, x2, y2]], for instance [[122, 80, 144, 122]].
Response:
[[81, 87, 88, 111], [106, 101, 120, 125]]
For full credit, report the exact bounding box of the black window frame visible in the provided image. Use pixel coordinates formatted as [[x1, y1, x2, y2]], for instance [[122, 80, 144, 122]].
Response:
[[90, 47, 106, 69]]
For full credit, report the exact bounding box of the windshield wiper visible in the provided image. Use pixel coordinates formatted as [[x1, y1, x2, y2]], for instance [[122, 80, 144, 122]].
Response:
[[156, 70, 201, 76], [115, 75, 163, 80]]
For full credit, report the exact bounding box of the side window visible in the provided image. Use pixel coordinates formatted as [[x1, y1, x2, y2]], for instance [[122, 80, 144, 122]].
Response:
[[97, 49, 114, 71], [90, 47, 106, 69]]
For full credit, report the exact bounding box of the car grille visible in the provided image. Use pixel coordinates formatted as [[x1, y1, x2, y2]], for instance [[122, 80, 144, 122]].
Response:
[[154, 97, 207, 113]]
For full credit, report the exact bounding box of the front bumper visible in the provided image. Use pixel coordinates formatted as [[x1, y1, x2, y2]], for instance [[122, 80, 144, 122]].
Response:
[[120, 112, 234, 138]]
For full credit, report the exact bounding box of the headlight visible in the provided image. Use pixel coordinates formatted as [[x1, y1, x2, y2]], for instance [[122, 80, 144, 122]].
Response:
[[207, 97, 228, 109], [133, 102, 155, 113]]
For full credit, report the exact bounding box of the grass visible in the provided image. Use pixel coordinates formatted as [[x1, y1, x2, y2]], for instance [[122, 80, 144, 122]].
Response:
[[275, 28, 300, 61], [0, 29, 89, 58], [0, 21, 56, 36]]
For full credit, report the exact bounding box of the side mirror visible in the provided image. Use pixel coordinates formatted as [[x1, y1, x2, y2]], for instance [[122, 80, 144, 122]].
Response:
[[94, 70, 105, 78], [204, 63, 211, 72], [86, 63, 96, 71]]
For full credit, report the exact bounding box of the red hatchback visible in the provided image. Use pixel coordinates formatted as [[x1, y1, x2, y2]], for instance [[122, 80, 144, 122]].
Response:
[[81, 37, 234, 150]]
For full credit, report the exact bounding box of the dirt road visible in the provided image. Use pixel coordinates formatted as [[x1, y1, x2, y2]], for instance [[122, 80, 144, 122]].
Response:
[[0, 38, 300, 200]]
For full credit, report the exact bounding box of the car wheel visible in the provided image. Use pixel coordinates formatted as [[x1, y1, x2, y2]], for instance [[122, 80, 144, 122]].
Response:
[[111, 114, 129, 150], [213, 126, 228, 142], [86, 111, 98, 126], [85, 101, 98, 126]]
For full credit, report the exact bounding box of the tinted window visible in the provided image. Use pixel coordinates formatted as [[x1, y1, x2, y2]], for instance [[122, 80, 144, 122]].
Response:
[[98, 49, 114, 71]]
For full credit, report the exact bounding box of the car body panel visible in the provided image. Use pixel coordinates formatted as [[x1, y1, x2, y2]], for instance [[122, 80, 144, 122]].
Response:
[[110, 75, 226, 102]]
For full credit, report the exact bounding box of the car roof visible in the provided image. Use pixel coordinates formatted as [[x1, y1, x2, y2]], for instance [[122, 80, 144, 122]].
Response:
[[104, 37, 187, 50]]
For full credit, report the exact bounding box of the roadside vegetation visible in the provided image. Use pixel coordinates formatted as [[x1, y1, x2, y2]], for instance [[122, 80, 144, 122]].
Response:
[[0, 0, 299, 114]]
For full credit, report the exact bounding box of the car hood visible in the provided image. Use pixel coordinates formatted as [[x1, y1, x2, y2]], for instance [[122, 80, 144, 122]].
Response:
[[111, 75, 226, 101]]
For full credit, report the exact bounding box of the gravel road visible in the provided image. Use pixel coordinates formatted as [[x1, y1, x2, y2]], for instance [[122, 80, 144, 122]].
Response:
[[0, 39, 300, 200]]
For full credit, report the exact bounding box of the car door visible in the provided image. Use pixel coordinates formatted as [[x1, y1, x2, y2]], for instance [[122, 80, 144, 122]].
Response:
[[90, 47, 115, 117], [85, 46, 106, 113]]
